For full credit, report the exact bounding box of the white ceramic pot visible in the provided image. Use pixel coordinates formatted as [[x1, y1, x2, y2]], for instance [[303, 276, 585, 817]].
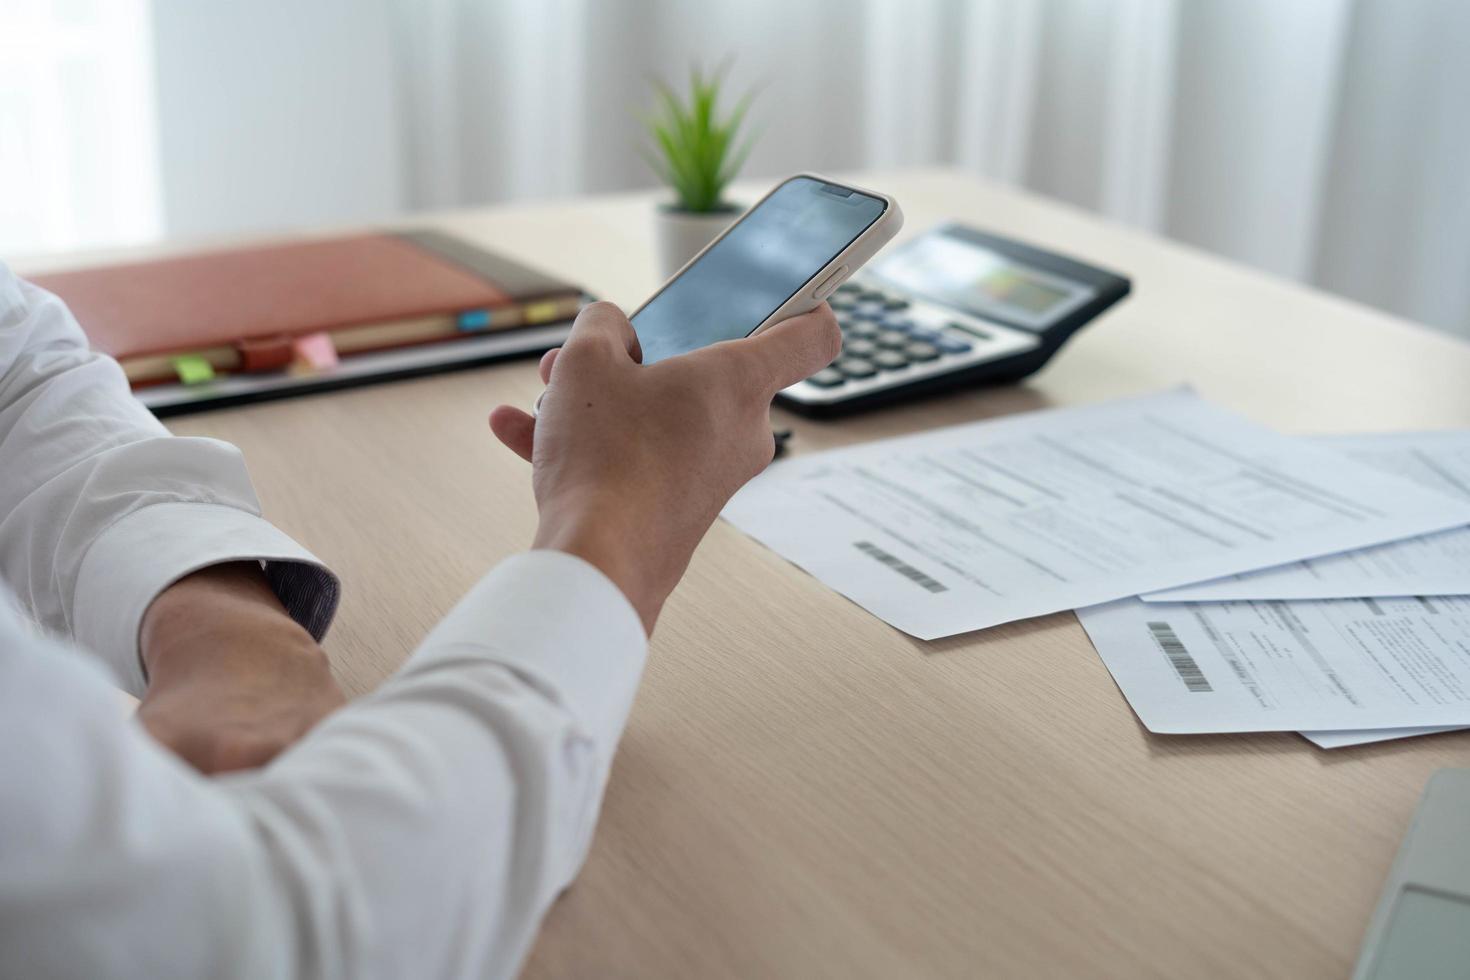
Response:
[[653, 203, 742, 279]]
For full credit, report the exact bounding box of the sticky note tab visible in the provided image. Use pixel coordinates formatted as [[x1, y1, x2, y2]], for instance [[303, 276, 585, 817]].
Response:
[[457, 309, 491, 332], [291, 332, 339, 373], [236, 333, 295, 372], [172, 355, 215, 385], [523, 301, 562, 324]]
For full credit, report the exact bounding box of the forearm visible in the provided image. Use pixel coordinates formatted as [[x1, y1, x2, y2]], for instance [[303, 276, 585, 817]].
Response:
[[0, 272, 339, 688], [2, 553, 644, 980], [139, 562, 343, 773], [141, 562, 322, 679], [215, 552, 645, 977], [223, 657, 606, 980]]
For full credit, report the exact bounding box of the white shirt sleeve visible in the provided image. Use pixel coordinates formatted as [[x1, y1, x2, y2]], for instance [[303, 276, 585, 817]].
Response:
[[0, 265, 338, 694], [0, 264, 653, 977], [0, 550, 648, 980]]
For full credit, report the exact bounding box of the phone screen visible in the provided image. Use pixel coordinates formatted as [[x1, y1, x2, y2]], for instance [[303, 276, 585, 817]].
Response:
[[632, 176, 887, 364]]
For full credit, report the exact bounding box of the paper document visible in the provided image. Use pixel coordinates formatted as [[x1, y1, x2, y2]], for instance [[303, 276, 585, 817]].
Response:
[[1299, 726, 1463, 750], [722, 390, 1470, 639], [1076, 595, 1470, 732], [1143, 431, 1470, 602]]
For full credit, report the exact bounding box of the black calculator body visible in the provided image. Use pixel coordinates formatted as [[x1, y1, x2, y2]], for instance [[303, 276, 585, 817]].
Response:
[[776, 224, 1131, 416]]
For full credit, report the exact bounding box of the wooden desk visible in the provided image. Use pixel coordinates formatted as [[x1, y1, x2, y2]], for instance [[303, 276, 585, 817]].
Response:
[[79, 170, 1470, 976]]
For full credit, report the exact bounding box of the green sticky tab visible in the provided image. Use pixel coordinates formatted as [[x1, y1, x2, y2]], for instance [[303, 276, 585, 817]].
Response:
[[172, 355, 215, 385]]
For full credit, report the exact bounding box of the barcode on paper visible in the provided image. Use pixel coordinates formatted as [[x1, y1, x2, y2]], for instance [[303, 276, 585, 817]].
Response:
[[854, 541, 949, 593], [1146, 621, 1213, 693]]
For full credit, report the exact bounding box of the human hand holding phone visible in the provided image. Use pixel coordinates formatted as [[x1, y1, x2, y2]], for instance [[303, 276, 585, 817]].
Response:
[[488, 300, 840, 634]]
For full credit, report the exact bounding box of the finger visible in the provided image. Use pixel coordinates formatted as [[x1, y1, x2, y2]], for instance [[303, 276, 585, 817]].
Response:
[[538, 347, 560, 384], [488, 405, 536, 462], [732, 304, 843, 394], [563, 300, 643, 363]]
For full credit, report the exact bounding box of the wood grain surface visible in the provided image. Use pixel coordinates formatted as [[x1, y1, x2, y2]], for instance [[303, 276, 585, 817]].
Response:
[[44, 169, 1470, 978]]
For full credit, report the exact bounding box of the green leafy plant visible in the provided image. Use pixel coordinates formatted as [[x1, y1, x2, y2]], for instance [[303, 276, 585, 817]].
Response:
[[641, 65, 757, 213]]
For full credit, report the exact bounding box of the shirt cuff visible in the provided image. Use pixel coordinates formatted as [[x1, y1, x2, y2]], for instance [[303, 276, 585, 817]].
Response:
[[409, 550, 648, 749], [73, 501, 341, 695]]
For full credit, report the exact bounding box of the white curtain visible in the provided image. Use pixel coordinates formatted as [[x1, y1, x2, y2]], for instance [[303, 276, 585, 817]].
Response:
[[0, 0, 161, 254], [6, 0, 1469, 339], [386, 0, 1470, 338]]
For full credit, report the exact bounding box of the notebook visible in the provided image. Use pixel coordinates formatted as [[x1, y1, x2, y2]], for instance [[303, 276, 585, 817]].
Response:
[[30, 230, 585, 410]]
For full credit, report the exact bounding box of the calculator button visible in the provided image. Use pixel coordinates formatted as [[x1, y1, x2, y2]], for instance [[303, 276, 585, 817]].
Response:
[[835, 282, 862, 296], [858, 289, 887, 302], [875, 331, 910, 350], [935, 335, 974, 354], [873, 350, 909, 370], [806, 368, 846, 388], [904, 342, 940, 362], [843, 338, 877, 358], [882, 297, 910, 310], [835, 357, 877, 379], [831, 295, 858, 311], [881, 315, 915, 331], [846, 320, 879, 339], [851, 305, 885, 321]]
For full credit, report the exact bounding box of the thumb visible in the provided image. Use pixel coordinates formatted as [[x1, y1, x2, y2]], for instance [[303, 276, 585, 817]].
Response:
[[488, 405, 536, 462], [737, 304, 843, 394]]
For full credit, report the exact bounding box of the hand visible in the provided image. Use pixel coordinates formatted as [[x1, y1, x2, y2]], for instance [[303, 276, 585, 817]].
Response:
[[138, 562, 345, 774], [488, 301, 841, 633]]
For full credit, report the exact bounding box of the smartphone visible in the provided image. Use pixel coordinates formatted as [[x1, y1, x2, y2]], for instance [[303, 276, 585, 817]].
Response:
[[630, 174, 903, 364]]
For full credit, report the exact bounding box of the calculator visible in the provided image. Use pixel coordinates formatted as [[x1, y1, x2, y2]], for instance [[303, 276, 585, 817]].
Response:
[[777, 224, 1131, 416]]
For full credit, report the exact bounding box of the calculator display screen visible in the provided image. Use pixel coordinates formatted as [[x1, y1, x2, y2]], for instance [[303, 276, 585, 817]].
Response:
[[870, 234, 1093, 329], [985, 271, 1071, 314], [632, 176, 886, 364]]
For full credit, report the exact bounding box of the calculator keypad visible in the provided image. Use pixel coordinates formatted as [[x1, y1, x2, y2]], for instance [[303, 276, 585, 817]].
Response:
[[781, 279, 1043, 406]]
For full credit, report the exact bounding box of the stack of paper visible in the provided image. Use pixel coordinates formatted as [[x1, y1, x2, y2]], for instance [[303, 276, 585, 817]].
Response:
[[1076, 431, 1470, 748], [722, 390, 1470, 748]]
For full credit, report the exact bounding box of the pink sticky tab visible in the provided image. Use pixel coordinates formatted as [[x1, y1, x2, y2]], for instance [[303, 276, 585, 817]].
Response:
[[292, 332, 339, 372]]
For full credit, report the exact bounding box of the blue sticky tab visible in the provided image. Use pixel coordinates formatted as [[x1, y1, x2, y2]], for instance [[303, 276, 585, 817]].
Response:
[[458, 309, 491, 331]]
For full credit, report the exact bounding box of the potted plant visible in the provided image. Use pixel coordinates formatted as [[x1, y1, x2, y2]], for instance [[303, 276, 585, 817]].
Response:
[[642, 65, 757, 278]]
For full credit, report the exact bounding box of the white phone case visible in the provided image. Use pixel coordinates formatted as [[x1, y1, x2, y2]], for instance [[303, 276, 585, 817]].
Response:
[[630, 172, 904, 337]]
